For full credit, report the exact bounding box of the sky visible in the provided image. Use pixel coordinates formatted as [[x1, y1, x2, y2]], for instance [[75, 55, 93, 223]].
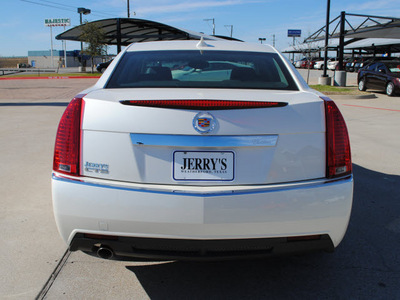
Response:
[[1, 0, 400, 57]]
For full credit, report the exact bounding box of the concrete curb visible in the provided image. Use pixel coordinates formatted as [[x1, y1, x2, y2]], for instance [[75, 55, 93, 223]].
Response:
[[329, 93, 377, 100]]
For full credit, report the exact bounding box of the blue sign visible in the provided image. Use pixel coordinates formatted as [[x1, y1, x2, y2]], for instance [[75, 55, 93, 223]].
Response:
[[288, 29, 301, 37]]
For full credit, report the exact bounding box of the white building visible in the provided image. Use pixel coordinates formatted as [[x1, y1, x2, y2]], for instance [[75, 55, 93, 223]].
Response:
[[28, 50, 110, 69]]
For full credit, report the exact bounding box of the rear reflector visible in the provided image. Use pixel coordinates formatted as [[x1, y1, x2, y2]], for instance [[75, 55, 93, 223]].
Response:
[[322, 96, 352, 178], [53, 94, 85, 176], [120, 99, 287, 110]]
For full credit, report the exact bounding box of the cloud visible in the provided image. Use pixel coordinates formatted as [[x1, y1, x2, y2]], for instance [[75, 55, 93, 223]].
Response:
[[345, 0, 400, 16], [346, 0, 394, 11], [136, 0, 263, 15]]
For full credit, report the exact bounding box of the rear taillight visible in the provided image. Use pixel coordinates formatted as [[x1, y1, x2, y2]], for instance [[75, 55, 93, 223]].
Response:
[[53, 94, 85, 176], [322, 97, 352, 179]]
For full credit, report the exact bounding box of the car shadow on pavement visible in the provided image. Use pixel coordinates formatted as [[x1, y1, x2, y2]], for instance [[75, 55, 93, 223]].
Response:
[[126, 164, 400, 299], [366, 89, 400, 97], [0, 102, 69, 107]]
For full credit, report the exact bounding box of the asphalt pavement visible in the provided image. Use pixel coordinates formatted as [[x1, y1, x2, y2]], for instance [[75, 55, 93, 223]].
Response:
[[0, 74, 399, 299]]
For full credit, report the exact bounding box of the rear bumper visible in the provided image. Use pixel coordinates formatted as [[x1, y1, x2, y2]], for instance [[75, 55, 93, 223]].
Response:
[[52, 173, 353, 259], [71, 234, 334, 261]]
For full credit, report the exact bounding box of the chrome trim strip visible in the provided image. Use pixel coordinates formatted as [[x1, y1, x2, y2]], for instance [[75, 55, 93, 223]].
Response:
[[52, 173, 353, 198], [130, 133, 278, 147]]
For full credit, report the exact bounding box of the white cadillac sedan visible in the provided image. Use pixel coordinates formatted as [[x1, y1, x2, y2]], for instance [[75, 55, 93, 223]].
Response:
[[52, 39, 353, 260]]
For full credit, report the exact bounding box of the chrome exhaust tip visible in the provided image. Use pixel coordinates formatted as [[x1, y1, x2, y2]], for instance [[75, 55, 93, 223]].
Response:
[[97, 246, 114, 259]]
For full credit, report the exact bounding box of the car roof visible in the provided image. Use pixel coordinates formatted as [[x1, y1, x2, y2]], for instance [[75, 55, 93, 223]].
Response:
[[381, 60, 400, 65], [367, 60, 399, 66], [125, 40, 278, 54]]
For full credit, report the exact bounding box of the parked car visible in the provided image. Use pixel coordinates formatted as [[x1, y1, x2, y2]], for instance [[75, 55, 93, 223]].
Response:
[[355, 56, 400, 73], [314, 58, 333, 70], [306, 58, 322, 69], [358, 60, 400, 96], [294, 57, 307, 68], [353, 57, 369, 73], [17, 63, 31, 68], [345, 57, 358, 72], [300, 60, 308, 68], [327, 59, 339, 70], [299, 57, 318, 69], [96, 59, 113, 73], [52, 40, 353, 261]]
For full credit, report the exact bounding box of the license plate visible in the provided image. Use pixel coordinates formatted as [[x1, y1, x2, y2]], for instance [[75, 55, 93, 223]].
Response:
[[173, 151, 234, 181]]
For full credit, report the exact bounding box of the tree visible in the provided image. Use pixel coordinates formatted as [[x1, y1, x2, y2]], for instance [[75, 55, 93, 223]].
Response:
[[79, 21, 107, 73], [292, 38, 319, 84]]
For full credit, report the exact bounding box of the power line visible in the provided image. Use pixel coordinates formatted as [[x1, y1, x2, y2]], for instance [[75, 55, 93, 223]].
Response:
[[21, 0, 76, 12], [20, 0, 116, 18], [36, 0, 76, 9], [38, 0, 115, 18]]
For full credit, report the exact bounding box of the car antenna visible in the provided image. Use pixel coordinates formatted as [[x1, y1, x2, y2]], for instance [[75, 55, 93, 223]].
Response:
[[196, 36, 213, 54]]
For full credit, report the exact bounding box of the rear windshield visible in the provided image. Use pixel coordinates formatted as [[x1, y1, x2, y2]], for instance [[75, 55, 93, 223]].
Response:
[[106, 50, 298, 90]]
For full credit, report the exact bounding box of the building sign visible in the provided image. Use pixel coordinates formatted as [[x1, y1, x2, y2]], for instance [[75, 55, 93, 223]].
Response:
[[288, 29, 301, 37], [45, 18, 71, 27]]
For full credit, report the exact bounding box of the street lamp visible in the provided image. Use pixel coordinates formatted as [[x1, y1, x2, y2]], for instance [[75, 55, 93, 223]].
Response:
[[78, 7, 91, 24], [224, 25, 233, 37], [322, 0, 330, 78], [203, 18, 215, 35], [258, 38, 266, 44], [78, 7, 91, 70]]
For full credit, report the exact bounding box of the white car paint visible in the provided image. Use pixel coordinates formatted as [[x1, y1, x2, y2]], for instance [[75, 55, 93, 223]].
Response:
[[52, 40, 353, 260], [328, 60, 339, 70]]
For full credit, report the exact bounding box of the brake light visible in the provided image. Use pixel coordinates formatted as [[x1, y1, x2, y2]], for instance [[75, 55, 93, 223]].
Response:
[[120, 100, 287, 110], [53, 94, 85, 176], [322, 97, 352, 178]]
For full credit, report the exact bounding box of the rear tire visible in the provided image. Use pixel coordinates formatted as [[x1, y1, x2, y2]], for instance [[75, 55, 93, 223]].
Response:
[[358, 79, 366, 91], [386, 82, 395, 96]]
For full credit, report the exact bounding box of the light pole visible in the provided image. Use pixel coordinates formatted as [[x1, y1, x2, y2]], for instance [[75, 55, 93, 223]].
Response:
[[127, 0, 130, 18], [258, 38, 266, 44], [63, 25, 67, 68], [50, 26, 54, 68], [204, 18, 215, 35], [322, 0, 330, 77], [224, 25, 233, 37], [77, 7, 91, 70]]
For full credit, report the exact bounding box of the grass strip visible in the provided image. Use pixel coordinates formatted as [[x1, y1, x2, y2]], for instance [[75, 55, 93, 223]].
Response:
[[310, 84, 369, 95]]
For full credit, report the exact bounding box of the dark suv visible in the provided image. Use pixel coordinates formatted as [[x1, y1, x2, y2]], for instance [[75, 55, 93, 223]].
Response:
[[96, 59, 113, 73]]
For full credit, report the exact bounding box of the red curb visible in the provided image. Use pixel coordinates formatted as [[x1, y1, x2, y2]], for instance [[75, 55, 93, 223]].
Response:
[[0, 76, 100, 80], [342, 104, 400, 112]]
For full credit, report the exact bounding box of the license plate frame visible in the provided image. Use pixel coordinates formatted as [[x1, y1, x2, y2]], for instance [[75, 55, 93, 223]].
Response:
[[173, 151, 235, 181]]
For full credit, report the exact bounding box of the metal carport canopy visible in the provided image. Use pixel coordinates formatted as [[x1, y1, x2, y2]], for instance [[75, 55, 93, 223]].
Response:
[[281, 38, 400, 54], [56, 18, 218, 52], [343, 19, 400, 39], [345, 38, 400, 53], [301, 12, 400, 70], [281, 38, 347, 53]]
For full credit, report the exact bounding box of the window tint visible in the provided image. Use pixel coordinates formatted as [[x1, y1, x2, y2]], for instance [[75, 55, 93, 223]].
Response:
[[377, 64, 386, 73], [367, 63, 377, 71], [106, 50, 298, 90]]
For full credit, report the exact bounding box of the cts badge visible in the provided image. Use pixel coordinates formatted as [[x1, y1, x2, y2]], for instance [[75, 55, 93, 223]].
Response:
[[193, 112, 216, 134]]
